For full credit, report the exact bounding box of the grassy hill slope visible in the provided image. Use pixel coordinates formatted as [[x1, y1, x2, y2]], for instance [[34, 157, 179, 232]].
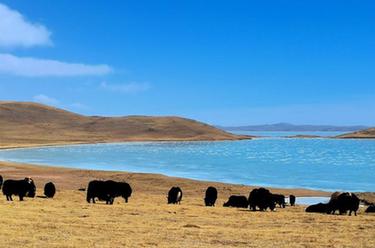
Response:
[[336, 128, 375, 139], [0, 101, 248, 148]]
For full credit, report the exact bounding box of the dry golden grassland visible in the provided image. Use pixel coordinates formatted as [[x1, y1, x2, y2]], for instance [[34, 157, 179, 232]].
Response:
[[0, 190, 374, 248], [0, 161, 374, 247]]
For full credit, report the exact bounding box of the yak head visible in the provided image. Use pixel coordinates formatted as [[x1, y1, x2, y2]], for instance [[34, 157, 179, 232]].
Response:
[[24, 177, 36, 198], [119, 182, 132, 203]]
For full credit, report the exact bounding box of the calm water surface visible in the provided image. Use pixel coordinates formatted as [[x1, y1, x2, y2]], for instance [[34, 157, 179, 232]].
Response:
[[0, 133, 374, 192]]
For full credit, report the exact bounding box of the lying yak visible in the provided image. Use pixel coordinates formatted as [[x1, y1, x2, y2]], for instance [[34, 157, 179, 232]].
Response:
[[167, 187, 183, 204], [223, 195, 249, 208], [2, 177, 36, 201], [289, 195, 296, 206], [248, 188, 275, 211], [272, 194, 286, 208], [44, 182, 56, 198], [328, 192, 360, 216], [86, 180, 132, 205], [305, 203, 329, 213], [365, 204, 375, 213], [204, 186, 218, 207]]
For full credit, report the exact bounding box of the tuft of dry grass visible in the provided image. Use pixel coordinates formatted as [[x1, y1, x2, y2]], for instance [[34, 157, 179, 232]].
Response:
[[0, 161, 373, 247]]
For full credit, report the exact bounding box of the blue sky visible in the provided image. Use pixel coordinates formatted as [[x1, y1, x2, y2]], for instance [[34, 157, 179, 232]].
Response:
[[0, 1, 374, 126]]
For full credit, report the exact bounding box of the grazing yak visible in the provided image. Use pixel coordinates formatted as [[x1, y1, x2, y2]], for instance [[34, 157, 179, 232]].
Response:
[[204, 186, 218, 207], [272, 194, 286, 208], [365, 204, 375, 213], [223, 195, 249, 208], [167, 187, 183, 204], [305, 203, 329, 213], [44, 182, 56, 198], [328, 192, 360, 216], [86, 180, 132, 205], [289, 195, 296, 206], [2, 177, 36, 201], [248, 188, 275, 211], [0, 175, 3, 189]]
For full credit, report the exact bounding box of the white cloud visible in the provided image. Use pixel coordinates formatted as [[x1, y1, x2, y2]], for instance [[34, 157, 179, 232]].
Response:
[[0, 3, 52, 48], [0, 53, 112, 77], [100, 81, 150, 94], [33, 94, 59, 106]]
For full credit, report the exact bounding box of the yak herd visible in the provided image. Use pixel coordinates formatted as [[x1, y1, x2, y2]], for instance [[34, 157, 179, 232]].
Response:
[[0, 175, 374, 215]]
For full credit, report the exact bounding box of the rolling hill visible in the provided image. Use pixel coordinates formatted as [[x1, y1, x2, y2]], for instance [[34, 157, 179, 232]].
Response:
[[219, 122, 367, 132], [336, 128, 375, 139], [0, 101, 249, 148]]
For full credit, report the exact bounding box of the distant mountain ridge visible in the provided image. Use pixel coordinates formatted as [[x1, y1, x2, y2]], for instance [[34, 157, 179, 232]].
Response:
[[219, 123, 368, 132]]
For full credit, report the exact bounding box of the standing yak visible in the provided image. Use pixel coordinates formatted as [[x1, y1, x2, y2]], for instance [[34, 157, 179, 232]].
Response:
[[86, 180, 132, 205], [248, 188, 276, 211], [44, 182, 56, 198], [2, 177, 36, 201], [0, 175, 3, 189], [289, 195, 296, 206], [204, 186, 218, 206], [167, 187, 182, 204], [328, 192, 360, 216], [272, 194, 286, 208]]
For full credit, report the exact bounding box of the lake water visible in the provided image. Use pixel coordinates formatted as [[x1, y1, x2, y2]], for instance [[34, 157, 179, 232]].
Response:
[[0, 132, 374, 192]]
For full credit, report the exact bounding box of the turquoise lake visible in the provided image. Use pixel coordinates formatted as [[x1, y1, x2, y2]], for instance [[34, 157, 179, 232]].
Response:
[[0, 132, 374, 192]]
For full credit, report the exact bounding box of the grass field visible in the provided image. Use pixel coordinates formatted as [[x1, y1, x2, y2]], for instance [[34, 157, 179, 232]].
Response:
[[0, 161, 374, 247], [0, 190, 374, 248]]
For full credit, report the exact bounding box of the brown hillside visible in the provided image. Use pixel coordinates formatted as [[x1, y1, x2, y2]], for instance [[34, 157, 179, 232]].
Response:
[[336, 128, 375, 139], [0, 101, 249, 148]]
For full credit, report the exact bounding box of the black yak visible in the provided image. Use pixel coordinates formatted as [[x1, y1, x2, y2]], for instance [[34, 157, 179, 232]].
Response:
[[204, 186, 218, 207], [289, 195, 296, 206], [167, 187, 182, 204], [0, 175, 3, 189], [328, 192, 360, 216], [44, 182, 56, 198], [2, 177, 36, 201], [272, 194, 286, 208], [305, 203, 329, 213], [248, 188, 275, 211], [86, 180, 132, 205], [365, 204, 375, 213], [223, 195, 248, 208]]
